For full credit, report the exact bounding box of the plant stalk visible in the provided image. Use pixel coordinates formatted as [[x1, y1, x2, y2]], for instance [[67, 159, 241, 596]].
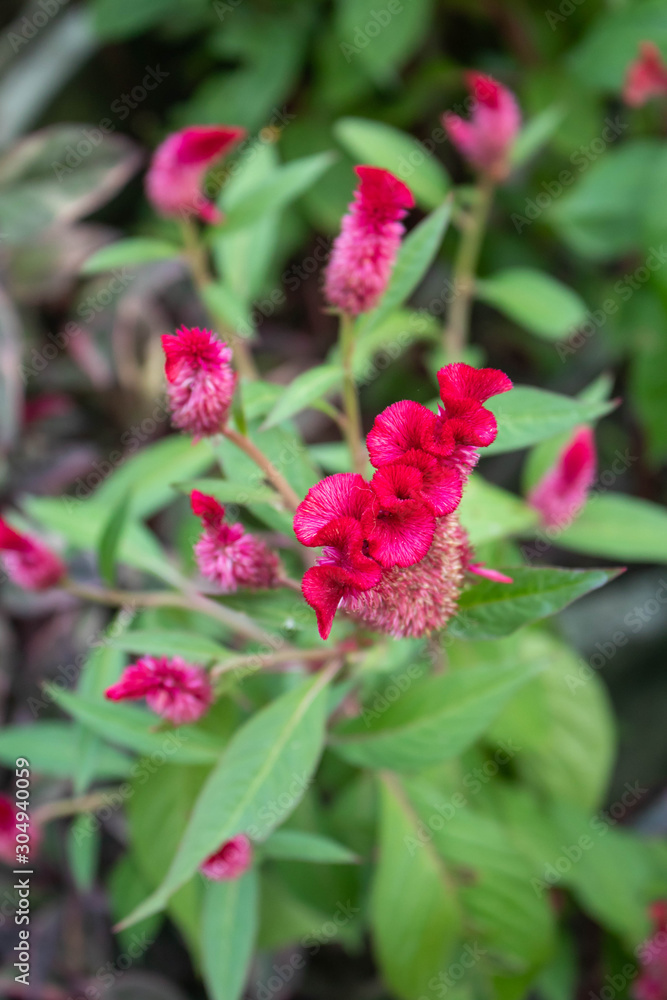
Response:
[[339, 312, 367, 476], [222, 426, 301, 512]]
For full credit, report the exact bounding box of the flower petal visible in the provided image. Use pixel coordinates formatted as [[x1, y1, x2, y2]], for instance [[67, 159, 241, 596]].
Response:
[[367, 400, 454, 468], [293, 473, 373, 545], [365, 498, 436, 568], [437, 363, 513, 404]]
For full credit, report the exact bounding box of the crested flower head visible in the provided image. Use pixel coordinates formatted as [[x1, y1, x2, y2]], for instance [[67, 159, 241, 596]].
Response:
[[192, 490, 282, 592], [295, 364, 512, 639], [146, 124, 246, 224], [0, 793, 40, 866], [633, 901, 667, 1000], [162, 326, 237, 438], [324, 165, 414, 316], [623, 43, 667, 106], [105, 655, 212, 725], [200, 834, 252, 881], [444, 71, 521, 182], [0, 518, 65, 591], [528, 427, 596, 531]]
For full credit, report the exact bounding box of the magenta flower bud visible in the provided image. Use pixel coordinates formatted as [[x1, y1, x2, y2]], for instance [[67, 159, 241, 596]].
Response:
[[294, 364, 513, 639], [324, 165, 414, 317], [633, 902, 667, 1000], [200, 834, 252, 881], [162, 326, 237, 438], [528, 427, 596, 531], [444, 71, 521, 183], [145, 125, 246, 224], [0, 517, 65, 591], [623, 42, 667, 106], [191, 490, 282, 592], [105, 655, 213, 725]]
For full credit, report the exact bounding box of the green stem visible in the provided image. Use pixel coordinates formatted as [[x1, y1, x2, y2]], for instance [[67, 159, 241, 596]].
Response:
[[180, 219, 258, 382], [339, 312, 367, 476], [222, 426, 301, 512], [443, 176, 495, 361]]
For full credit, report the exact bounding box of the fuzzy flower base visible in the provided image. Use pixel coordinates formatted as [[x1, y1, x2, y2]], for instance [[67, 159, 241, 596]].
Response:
[[343, 515, 467, 637]]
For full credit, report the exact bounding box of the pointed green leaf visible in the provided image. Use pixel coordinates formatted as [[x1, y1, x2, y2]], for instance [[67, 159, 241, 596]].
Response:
[[108, 629, 229, 663], [556, 493, 667, 563], [476, 268, 588, 341], [485, 387, 616, 455], [202, 869, 258, 1000], [371, 776, 461, 1000], [262, 365, 343, 429], [450, 567, 622, 640], [332, 660, 540, 771], [459, 475, 538, 546], [98, 490, 132, 585], [81, 238, 181, 274], [118, 670, 333, 928], [221, 152, 336, 232], [0, 722, 130, 779], [262, 829, 358, 865]]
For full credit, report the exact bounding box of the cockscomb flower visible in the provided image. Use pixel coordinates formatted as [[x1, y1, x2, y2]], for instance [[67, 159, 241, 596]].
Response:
[[623, 43, 667, 107], [324, 165, 415, 316], [162, 326, 237, 438], [295, 363, 513, 639], [0, 517, 65, 591], [200, 834, 252, 881], [444, 72, 521, 182], [528, 427, 596, 531], [192, 490, 282, 592], [633, 901, 667, 1000], [146, 125, 246, 224], [105, 655, 212, 725], [0, 794, 40, 866]]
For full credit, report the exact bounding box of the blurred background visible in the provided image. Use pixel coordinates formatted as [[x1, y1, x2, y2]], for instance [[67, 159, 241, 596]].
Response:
[[0, 0, 666, 996]]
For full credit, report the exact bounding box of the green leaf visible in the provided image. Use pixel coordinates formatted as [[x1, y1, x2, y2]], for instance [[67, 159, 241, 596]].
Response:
[[262, 829, 358, 865], [485, 387, 615, 455], [118, 670, 333, 927], [98, 491, 132, 586], [476, 268, 588, 342], [371, 776, 461, 1000], [332, 660, 539, 771], [109, 629, 229, 663], [0, 722, 131, 779], [221, 152, 337, 233], [202, 282, 254, 338], [202, 869, 258, 1000], [67, 816, 100, 891], [556, 493, 667, 564], [510, 104, 566, 167], [459, 475, 538, 547], [358, 201, 452, 336], [92, 0, 181, 39], [262, 365, 343, 429], [488, 630, 615, 811], [450, 567, 622, 640], [180, 478, 280, 507], [46, 688, 223, 764], [333, 117, 450, 209], [335, 0, 434, 86], [568, 0, 667, 91], [81, 238, 181, 274]]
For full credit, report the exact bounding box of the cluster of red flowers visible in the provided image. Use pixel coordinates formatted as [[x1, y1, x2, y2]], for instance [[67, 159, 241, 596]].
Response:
[[294, 363, 512, 639]]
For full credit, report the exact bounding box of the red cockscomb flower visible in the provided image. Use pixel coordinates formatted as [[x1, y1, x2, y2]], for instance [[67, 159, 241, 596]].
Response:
[[192, 490, 282, 592], [0, 518, 65, 591], [105, 655, 212, 725], [624, 43, 667, 107], [200, 834, 252, 881], [444, 72, 521, 182], [295, 364, 513, 639], [146, 125, 246, 224], [528, 427, 596, 531], [324, 165, 414, 316], [162, 326, 237, 438]]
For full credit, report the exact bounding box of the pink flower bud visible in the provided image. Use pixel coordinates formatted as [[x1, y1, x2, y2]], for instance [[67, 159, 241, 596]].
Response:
[[191, 490, 282, 592], [324, 165, 414, 316], [146, 125, 246, 224], [633, 901, 667, 1000], [105, 655, 213, 725], [623, 42, 667, 106], [528, 427, 596, 531], [0, 517, 65, 591], [0, 793, 40, 866], [444, 72, 521, 182], [162, 326, 237, 438], [200, 834, 252, 881]]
